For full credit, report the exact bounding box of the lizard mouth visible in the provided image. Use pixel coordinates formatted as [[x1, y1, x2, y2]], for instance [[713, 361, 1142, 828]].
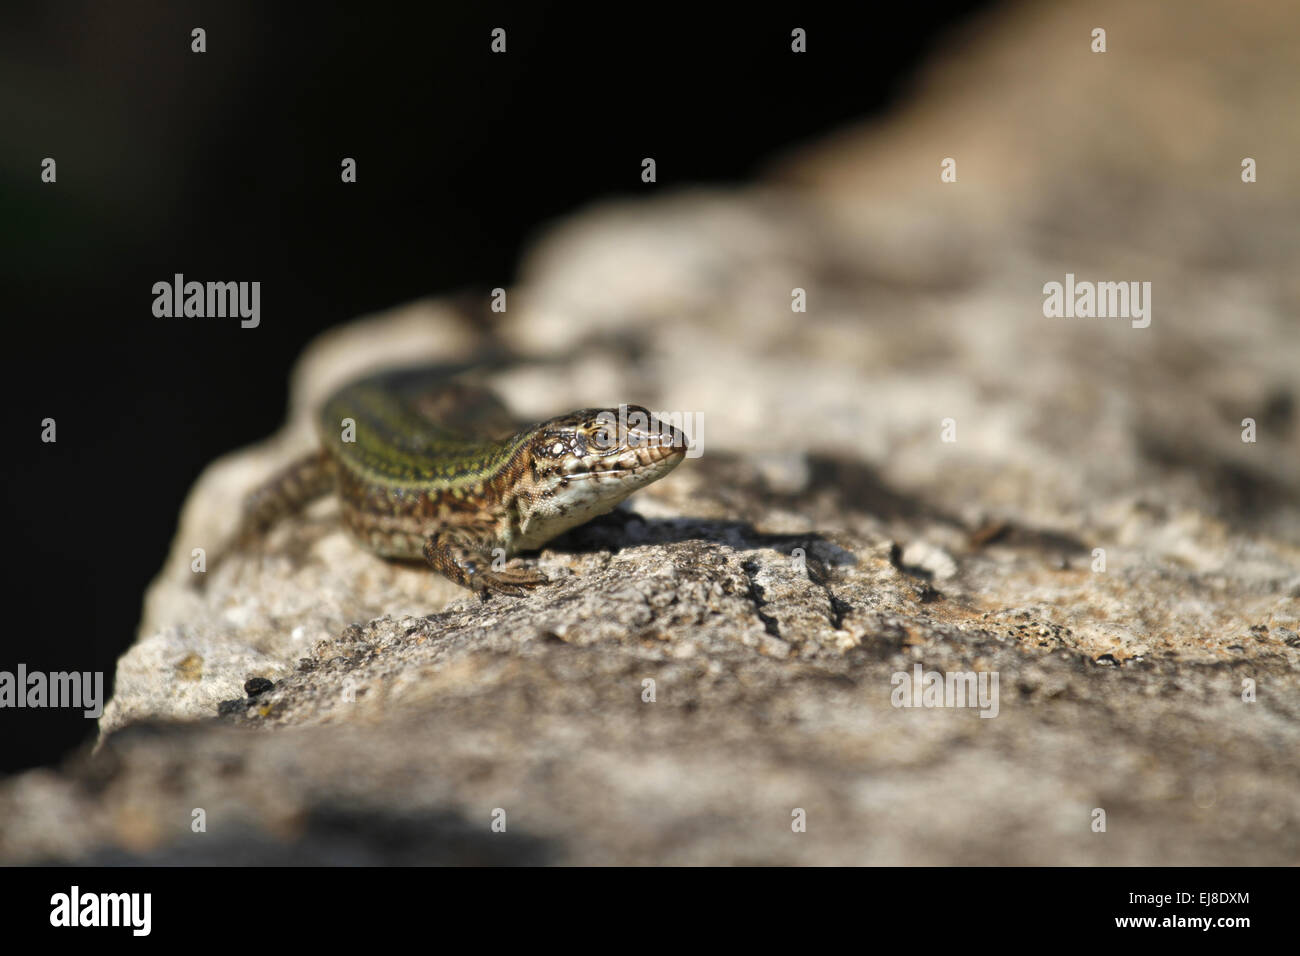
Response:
[[564, 443, 686, 481], [565, 468, 636, 480]]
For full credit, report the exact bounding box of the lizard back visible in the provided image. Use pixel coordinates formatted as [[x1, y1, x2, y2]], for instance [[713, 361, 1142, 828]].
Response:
[[317, 367, 531, 490]]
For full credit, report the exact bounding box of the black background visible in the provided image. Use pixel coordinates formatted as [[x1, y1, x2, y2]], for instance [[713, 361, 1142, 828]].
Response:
[[9, 865, 1284, 937], [1, 1, 992, 772]]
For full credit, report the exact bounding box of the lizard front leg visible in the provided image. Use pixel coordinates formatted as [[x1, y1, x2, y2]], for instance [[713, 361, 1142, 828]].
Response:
[[422, 530, 547, 597]]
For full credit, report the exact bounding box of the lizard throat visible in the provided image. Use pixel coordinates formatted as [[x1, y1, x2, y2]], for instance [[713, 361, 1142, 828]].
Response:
[[510, 450, 685, 553]]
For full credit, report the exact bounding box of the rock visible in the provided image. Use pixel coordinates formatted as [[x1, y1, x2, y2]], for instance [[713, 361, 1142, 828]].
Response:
[[899, 541, 959, 581], [243, 677, 275, 697]]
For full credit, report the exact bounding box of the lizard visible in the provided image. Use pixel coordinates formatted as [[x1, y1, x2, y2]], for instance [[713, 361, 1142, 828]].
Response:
[[213, 365, 688, 596]]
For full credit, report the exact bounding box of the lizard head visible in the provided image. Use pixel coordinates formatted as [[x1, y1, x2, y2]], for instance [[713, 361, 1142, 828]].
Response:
[[513, 405, 689, 547]]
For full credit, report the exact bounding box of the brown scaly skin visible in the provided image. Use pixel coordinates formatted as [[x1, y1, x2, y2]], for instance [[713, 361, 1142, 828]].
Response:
[[213, 370, 689, 597]]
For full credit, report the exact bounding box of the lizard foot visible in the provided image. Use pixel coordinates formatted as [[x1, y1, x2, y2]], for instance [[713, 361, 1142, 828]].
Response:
[[474, 565, 549, 598]]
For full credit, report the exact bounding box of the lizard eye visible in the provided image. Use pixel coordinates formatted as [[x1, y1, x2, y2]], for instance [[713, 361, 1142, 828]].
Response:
[[590, 422, 619, 451]]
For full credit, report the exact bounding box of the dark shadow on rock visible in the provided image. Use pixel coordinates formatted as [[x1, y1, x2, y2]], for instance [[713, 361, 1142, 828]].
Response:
[[799, 454, 967, 527], [50, 806, 556, 866], [546, 512, 856, 570], [683, 451, 968, 528], [966, 520, 1090, 558], [1138, 427, 1299, 525], [53, 724, 558, 865]]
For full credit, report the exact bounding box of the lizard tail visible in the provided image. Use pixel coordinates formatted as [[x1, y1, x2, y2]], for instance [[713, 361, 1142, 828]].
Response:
[[195, 450, 337, 590], [237, 448, 338, 537]]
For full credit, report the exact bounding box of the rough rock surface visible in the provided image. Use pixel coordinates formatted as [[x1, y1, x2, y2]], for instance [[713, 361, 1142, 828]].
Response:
[[2, 0, 1297, 864]]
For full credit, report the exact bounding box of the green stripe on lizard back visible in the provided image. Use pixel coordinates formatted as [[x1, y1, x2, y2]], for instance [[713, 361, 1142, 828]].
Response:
[[317, 367, 533, 489]]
